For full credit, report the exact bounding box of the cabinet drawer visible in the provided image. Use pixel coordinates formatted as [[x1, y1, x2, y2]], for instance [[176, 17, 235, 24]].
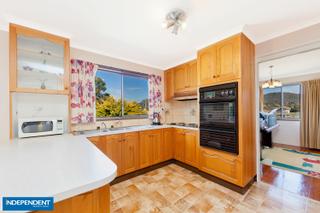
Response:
[[198, 147, 241, 185]]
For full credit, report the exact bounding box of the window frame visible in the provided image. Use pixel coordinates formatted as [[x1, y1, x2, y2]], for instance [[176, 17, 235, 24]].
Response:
[[263, 83, 301, 121], [96, 65, 149, 121]]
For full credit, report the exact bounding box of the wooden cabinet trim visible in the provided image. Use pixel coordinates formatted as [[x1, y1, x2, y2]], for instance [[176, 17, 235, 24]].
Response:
[[9, 23, 70, 94]]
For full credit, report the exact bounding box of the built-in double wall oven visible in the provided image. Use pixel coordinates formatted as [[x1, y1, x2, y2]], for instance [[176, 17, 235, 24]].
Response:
[[199, 82, 238, 154]]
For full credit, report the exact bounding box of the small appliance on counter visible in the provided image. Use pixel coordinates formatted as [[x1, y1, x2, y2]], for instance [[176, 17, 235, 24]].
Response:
[[152, 112, 161, 125], [18, 117, 64, 138]]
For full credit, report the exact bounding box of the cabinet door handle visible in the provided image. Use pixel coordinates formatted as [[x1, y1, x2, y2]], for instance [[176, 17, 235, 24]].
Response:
[[213, 75, 216, 78]]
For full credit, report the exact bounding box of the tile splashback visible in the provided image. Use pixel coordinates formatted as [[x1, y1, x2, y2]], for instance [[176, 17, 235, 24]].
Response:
[[163, 100, 198, 124], [71, 100, 198, 132]]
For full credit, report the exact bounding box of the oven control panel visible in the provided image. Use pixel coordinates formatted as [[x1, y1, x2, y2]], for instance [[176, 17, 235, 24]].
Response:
[[201, 88, 236, 100]]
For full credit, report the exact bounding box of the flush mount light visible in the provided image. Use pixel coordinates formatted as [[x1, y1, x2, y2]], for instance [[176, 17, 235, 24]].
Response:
[[262, 65, 282, 89], [162, 9, 187, 35]]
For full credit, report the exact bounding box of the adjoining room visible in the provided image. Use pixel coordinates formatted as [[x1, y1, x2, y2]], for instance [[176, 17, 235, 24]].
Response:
[[258, 47, 320, 200]]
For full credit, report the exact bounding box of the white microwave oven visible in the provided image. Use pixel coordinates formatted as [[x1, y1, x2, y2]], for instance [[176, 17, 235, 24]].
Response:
[[18, 117, 64, 138]]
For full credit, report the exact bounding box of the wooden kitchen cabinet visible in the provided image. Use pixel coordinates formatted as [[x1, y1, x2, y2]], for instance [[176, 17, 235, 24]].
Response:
[[198, 146, 241, 185], [162, 128, 173, 161], [164, 69, 174, 101], [198, 45, 218, 86], [121, 132, 139, 174], [36, 185, 110, 213], [88, 136, 107, 155], [173, 129, 198, 167], [139, 130, 162, 167], [173, 129, 186, 162], [215, 35, 240, 82], [9, 24, 70, 95], [184, 130, 198, 167], [105, 134, 123, 176], [164, 60, 197, 100], [89, 133, 139, 177], [151, 130, 163, 164], [187, 60, 198, 89], [139, 131, 153, 169], [198, 34, 241, 86], [173, 64, 188, 93]]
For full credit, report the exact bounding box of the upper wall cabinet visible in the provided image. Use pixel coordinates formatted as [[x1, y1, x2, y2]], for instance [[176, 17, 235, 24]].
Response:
[[9, 24, 70, 95], [198, 34, 240, 86], [164, 59, 197, 100], [164, 68, 174, 101]]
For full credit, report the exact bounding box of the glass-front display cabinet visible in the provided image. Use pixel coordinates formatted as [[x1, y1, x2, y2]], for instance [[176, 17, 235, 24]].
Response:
[[9, 24, 70, 94]]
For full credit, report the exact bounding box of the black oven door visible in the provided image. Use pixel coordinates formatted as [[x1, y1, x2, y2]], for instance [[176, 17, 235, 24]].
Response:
[[200, 128, 238, 154], [200, 101, 237, 131]]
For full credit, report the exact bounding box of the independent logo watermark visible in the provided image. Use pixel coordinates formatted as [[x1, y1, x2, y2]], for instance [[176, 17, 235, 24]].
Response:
[[2, 197, 54, 211]]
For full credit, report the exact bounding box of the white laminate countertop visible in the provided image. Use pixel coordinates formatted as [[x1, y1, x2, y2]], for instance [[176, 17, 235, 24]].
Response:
[[0, 134, 117, 211], [0, 125, 198, 212], [82, 124, 199, 138]]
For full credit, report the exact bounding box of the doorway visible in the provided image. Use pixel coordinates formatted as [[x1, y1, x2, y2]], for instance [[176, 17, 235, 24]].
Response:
[[257, 47, 320, 201]]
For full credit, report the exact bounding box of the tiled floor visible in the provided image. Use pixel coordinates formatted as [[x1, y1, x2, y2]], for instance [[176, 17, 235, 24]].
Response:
[[110, 164, 319, 212]]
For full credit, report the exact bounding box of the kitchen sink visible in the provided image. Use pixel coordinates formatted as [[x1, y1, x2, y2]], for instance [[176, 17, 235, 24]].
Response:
[[73, 125, 157, 135]]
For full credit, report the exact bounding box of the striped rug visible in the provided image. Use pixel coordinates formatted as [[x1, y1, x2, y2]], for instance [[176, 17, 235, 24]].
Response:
[[261, 147, 320, 178]]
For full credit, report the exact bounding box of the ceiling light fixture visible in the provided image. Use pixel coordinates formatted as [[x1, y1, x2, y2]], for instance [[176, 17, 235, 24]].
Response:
[[162, 9, 187, 35], [262, 65, 282, 89]]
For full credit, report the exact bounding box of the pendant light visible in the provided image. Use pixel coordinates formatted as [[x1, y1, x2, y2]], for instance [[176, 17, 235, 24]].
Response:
[[262, 65, 282, 89]]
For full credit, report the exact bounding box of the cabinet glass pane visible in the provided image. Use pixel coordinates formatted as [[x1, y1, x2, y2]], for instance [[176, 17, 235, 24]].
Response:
[[17, 35, 64, 90]]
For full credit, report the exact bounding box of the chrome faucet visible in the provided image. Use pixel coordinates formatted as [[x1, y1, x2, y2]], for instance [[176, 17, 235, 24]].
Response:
[[101, 122, 107, 130]]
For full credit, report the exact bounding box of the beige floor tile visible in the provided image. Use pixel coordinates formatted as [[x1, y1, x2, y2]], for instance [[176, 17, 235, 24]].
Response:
[[110, 164, 320, 213]]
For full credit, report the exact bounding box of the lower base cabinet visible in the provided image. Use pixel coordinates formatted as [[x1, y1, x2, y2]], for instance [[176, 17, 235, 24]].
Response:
[[121, 132, 139, 174], [89, 127, 252, 188], [174, 129, 198, 167], [162, 128, 173, 161], [198, 147, 241, 185], [139, 129, 163, 168], [89, 133, 139, 177], [139, 131, 153, 169], [174, 129, 186, 162], [184, 130, 198, 167], [105, 134, 123, 176], [35, 185, 110, 213]]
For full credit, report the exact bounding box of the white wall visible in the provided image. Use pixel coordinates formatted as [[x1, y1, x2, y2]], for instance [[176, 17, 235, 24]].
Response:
[[272, 120, 300, 146], [256, 22, 320, 58], [11, 93, 69, 137], [0, 30, 10, 142]]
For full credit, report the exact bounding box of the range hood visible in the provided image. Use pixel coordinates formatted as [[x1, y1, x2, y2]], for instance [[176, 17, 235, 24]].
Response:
[[173, 90, 197, 101]]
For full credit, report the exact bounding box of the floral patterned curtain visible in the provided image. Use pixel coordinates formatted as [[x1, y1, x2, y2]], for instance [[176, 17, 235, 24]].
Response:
[[70, 59, 97, 124], [148, 74, 162, 118]]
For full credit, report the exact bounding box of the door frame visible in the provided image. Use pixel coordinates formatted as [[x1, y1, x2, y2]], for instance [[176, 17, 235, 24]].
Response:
[[255, 40, 320, 182]]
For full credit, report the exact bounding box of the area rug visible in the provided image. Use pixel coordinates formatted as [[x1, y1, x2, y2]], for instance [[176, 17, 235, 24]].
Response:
[[261, 147, 320, 178]]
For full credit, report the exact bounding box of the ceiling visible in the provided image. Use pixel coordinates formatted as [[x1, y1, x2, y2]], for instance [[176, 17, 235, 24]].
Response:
[[259, 48, 320, 81], [1, 0, 320, 70]]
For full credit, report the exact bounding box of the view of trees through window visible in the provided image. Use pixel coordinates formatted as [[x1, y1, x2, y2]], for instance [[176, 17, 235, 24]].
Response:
[[95, 69, 148, 119], [263, 84, 301, 120]]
